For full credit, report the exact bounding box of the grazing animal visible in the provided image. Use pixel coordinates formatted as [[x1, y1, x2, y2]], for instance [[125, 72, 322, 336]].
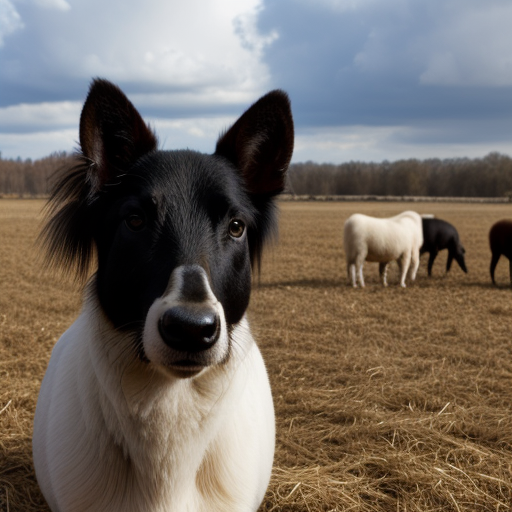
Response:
[[32, 79, 294, 512], [420, 217, 467, 276], [343, 211, 423, 288], [489, 219, 512, 285]]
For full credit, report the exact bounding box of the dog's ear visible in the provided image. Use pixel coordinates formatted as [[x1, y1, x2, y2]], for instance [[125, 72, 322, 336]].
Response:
[[216, 91, 294, 271], [40, 79, 157, 281], [215, 90, 294, 196], [79, 79, 158, 191]]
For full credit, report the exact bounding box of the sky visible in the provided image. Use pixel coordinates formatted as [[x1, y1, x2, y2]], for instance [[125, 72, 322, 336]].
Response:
[[1, 0, 511, 163]]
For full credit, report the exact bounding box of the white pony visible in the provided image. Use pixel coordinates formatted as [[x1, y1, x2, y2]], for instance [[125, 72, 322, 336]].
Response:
[[343, 210, 423, 288]]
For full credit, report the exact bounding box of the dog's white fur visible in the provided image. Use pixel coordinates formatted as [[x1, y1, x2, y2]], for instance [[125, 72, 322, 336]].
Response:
[[343, 210, 423, 288], [33, 267, 275, 512]]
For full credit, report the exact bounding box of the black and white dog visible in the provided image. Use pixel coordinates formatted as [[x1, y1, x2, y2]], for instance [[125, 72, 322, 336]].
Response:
[[32, 79, 294, 512]]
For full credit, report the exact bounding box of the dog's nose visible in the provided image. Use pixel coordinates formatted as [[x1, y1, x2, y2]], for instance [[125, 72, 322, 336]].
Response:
[[158, 305, 220, 352]]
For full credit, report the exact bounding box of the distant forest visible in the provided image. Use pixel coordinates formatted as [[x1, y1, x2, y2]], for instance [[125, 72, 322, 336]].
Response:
[[1, 151, 512, 198], [287, 152, 512, 198], [0, 152, 74, 198]]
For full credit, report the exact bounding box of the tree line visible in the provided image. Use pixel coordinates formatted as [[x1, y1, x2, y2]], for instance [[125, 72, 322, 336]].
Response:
[[0, 152, 75, 197], [287, 152, 512, 198], [1, 151, 512, 198]]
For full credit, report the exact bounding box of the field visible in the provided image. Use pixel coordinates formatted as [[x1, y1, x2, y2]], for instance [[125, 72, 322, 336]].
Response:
[[1, 199, 512, 511]]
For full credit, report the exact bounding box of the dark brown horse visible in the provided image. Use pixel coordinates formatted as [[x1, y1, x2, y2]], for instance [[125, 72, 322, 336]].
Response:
[[489, 219, 512, 285]]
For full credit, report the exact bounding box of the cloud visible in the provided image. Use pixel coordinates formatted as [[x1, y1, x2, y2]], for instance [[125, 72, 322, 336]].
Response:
[[0, 101, 81, 132], [0, 0, 281, 158], [293, 123, 512, 164], [258, 0, 512, 126], [151, 116, 236, 153], [0, 0, 23, 47], [418, 3, 512, 86], [0, 0, 274, 106], [0, 129, 78, 160], [2, 119, 510, 163], [1, 0, 511, 162], [292, 0, 512, 88], [33, 0, 71, 11], [0, 112, 238, 160]]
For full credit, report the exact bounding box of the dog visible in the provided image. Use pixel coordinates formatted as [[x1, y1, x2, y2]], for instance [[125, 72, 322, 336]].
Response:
[[32, 78, 294, 512]]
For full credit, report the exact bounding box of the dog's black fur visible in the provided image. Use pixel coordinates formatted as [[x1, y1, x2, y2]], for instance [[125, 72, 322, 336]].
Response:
[[41, 78, 294, 352]]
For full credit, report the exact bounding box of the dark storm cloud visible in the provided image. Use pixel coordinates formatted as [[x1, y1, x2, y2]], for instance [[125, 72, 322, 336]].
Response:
[[0, 0, 511, 161], [257, 0, 512, 131]]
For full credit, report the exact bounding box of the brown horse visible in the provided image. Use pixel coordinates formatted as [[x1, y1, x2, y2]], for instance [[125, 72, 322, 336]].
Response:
[[489, 219, 512, 285]]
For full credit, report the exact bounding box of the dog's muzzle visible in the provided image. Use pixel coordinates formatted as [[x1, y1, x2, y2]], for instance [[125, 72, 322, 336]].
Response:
[[143, 264, 228, 376], [158, 304, 220, 352]]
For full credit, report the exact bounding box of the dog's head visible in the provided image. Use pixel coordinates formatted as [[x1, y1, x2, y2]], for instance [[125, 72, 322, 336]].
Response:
[[43, 79, 293, 377]]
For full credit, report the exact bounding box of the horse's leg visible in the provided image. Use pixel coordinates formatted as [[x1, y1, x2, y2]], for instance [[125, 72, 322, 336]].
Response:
[[410, 250, 420, 281], [490, 252, 500, 285], [355, 251, 366, 288], [446, 250, 454, 273], [357, 263, 365, 288], [396, 258, 403, 286], [427, 250, 437, 276], [379, 262, 388, 287], [400, 252, 411, 288], [349, 263, 357, 287], [347, 259, 353, 285]]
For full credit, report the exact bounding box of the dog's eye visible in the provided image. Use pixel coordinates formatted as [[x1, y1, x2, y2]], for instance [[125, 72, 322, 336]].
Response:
[[228, 219, 245, 239], [125, 212, 146, 232]]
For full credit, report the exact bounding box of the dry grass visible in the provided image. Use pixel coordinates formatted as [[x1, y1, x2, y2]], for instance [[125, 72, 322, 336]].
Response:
[[1, 199, 512, 511]]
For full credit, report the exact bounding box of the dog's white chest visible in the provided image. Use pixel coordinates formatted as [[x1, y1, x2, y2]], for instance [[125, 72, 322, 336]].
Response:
[[33, 309, 275, 512]]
